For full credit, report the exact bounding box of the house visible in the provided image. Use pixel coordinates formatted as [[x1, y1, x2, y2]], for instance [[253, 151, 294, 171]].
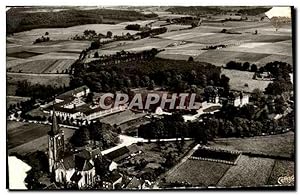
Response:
[[228, 92, 249, 107], [48, 108, 100, 189], [102, 171, 123, 189]]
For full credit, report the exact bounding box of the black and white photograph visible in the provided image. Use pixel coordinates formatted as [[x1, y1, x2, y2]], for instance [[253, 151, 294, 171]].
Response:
[[5, 4, 295, 190]]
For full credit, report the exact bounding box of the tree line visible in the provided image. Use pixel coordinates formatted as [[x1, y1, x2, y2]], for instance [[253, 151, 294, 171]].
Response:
[[70, 58, 225, 94]]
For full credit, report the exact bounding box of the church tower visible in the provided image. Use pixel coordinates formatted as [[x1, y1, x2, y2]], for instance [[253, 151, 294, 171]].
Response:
[[48, 107, 65, 173]]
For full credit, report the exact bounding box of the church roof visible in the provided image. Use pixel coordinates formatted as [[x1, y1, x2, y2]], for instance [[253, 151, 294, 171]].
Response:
[[62, 155, 75, 170], [76, 148, 101, 160], [74, 154, 95, 171], [70, 172, 82, 183]]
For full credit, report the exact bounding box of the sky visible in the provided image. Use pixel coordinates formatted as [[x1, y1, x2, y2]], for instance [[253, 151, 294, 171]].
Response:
[[265, 7, 291, 18]]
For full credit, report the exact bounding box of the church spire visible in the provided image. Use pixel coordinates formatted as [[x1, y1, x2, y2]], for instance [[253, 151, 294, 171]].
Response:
[[51, 106, 59, 135]]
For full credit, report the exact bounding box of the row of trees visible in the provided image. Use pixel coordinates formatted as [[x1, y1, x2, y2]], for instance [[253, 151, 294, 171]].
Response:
[[225, 61, 257, 72]]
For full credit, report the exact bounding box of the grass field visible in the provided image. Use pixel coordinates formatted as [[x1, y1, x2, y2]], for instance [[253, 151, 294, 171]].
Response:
[[165, 159, 231, 187], [211, 131, 294, 158], [217, 155, 275, 187], [8, 121, 75, 155], [221, 68, 271, 93]]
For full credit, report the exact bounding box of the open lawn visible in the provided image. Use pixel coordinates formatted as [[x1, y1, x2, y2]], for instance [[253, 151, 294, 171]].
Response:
[[221, 68, 271, 93], [211, 131, 294, 159], [217, 155, 275, 187]]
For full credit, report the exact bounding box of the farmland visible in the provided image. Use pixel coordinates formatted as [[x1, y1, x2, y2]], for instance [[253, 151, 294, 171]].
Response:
[[221, 68, 272, 93], [163, 131, 294, 188], [7, 73, 70, 96], [211, 131, 294, 159], [165, 159, 231, 187], [217, 155, 275, 187], [7, 121, 75, 155], [267, 160, 295, 185]]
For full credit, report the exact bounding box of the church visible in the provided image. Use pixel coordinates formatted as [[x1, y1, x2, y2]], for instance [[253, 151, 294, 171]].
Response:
[[48, 108, 101, 188]]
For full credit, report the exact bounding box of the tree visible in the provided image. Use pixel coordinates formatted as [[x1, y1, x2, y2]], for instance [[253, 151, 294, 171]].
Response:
[[94, 52, 99, 58], [188, 56, 194, 62], [45, 32, 49, 35], [70, 126, 90, 147], [106, 31, 113, 38], [242, 62, 250, 71], [250, 64, 258, 72]]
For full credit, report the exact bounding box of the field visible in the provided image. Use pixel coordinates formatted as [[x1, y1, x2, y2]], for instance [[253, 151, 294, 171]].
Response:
[[100, 110, 146, 126], [8, 121, 75, 155], [217, 155, 275, 187], [7, 96, 31, 107], [267, 160, 295, 185], [7, 73, 70, 96], [154, 21, 292, 67], [165, 159, 231, 187], [9, 59, 75, 74], [211, 131, 294, 159], [221, 68, 272, 93]]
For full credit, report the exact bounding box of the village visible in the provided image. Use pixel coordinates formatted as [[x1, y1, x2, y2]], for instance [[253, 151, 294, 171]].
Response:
[[7, 6, 294, 190]]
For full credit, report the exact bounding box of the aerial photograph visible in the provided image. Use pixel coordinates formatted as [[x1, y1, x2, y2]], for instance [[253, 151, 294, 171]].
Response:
[[6, 5, 294, 190]]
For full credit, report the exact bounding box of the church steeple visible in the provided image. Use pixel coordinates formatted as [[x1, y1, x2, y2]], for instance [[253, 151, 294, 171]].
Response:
[[48, 105, 65, 173], [51, 107, 59, 135]]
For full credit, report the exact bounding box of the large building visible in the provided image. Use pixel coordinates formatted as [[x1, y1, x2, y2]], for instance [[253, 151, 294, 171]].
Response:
[[48, 109, 100, 188], [46, 85, 125, 121]]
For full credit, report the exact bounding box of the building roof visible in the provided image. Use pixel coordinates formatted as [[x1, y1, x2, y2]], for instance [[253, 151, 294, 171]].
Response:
[[104, 171, 122, 183], [70, 172, 82, 183], [44, 183, 59, 189], [76, 148, 101, 160], [62, 155, 75, 169], [56, 85, 89, 100], [74, 156, 94, 171], [126, 177, 142, 189], [104, 146, 130, 162]]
